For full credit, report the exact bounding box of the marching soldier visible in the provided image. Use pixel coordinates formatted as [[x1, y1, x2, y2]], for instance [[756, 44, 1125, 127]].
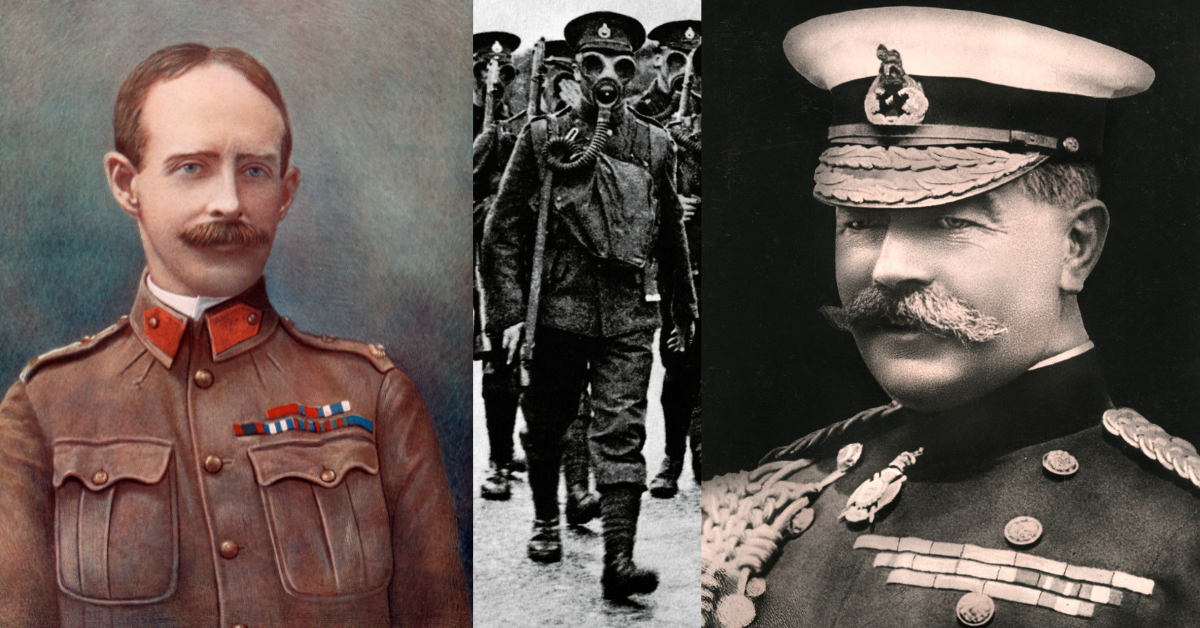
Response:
[[645, 20, 703, 498], [473, 31, 523, 500], [633, 20, 701, 124], [480, 11, 698, 600], [702, 8, 1200, 627]]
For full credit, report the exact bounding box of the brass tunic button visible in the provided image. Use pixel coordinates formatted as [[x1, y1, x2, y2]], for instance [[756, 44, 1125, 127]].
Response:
[[92, 471, 108, 485], [204, 455, 223, 474], [147, 316, 159, 329], [246, 312, 258, 325], [320, 468, 336, 483], [369, 343, 386, 358], [1004, 516, 1043, 547], [194, 370, 214, 388], [219, 540, 239, 559], [956, 592, 995, 626]]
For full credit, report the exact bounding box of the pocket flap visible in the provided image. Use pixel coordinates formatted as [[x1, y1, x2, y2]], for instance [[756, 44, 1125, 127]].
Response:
[[53, 438, 173, 491], [247, 435, 380, 488]]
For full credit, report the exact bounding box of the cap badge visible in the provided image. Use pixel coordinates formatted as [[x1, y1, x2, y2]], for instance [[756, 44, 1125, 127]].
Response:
[[491, 40, 503, 53], [598, 23, 612, 38], [840, 447, 922, 523], [865, 44, 928, 126], [685, 27, 696, 40]]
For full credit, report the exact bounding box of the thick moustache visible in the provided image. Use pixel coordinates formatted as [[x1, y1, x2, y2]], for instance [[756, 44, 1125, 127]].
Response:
[[821, 284, 1008, 345], [180, 221, 269, 248]]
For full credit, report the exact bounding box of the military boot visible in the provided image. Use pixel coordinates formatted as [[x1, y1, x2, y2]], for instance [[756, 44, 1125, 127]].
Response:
[[648, 456, 683, 498], [527, 518, 562, 563], [480, 461, 511, 500], [600, 485, 658, 599], [566, 485, 600, 525]]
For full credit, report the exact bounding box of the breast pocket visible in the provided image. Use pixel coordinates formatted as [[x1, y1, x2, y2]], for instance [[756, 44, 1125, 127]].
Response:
[[53, 438, 178, 604], [248, 434, 392, 600]]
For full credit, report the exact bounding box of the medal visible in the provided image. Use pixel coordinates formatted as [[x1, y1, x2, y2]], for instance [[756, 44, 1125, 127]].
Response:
[[841, 448, 923, 523]]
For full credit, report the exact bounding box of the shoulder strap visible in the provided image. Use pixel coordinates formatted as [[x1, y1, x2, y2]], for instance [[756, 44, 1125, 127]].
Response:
[[279, 317, 395, 374], [22, 316, 130, 383]]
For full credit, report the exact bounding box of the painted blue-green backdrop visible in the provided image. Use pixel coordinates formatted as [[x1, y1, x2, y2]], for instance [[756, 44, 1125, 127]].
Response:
[[0, 0, 473, 591]]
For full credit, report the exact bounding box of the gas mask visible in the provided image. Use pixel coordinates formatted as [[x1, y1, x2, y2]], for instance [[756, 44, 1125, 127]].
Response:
[[473, 56, 517, 100], [575, 50, 636, 108], [662, 50, 689, 92]]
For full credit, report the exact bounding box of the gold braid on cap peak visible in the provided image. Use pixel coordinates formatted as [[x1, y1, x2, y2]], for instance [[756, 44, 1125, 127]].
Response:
[[1103, 407, 1200, 489], [814, 144, 1047, 207]]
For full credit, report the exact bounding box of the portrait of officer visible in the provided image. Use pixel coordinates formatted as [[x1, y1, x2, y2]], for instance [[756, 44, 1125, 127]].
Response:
[[702, 7, 1200, 628], [0, 43, 469, 627], [480, 10, 698, 600]]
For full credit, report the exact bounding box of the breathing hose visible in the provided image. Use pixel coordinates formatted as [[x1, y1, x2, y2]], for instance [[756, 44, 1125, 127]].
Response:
[[544, 83, 617, 174]]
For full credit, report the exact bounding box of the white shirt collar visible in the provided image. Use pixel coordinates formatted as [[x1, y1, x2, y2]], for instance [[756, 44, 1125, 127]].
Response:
[[1028, 340, 1095, 371], [146, 275, 233, 321]]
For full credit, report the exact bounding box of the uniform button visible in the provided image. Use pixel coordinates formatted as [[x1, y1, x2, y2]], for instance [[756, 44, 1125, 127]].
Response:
[[219, 540, 239, 559], [147, 316, 159, 329], [232, 624, 248, 628], [194, 370, 214, 388], [956, 592, 994, 626], [92, 471, 108, 485], [204, 455, 223, 474], [320, 469, 336, 483], [246, 312, 258, 325]]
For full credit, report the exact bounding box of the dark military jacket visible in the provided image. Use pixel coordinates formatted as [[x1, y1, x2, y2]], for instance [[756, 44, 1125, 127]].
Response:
[[480, 103, 698, 339], [702, 351, 1200, 627], [473, 102, 517, 354], [0, 275, 470, 627]]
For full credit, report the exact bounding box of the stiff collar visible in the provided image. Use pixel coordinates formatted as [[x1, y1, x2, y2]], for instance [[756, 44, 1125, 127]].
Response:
[[129, 269, 280, 369], [146, 275, 231, 320], [900, 349, 1112, 471]]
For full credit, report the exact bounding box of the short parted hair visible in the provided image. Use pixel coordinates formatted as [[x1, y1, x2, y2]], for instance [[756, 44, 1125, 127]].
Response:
[[114, 43, 292, 173], [1016, 159, 1100, 210]]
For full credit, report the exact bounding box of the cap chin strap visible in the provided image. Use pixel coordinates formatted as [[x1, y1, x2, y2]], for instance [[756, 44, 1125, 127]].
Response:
[[829, 124, 1063, 152]]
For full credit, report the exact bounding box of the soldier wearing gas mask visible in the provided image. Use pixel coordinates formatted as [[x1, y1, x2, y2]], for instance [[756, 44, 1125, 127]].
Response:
[[642, 21, 703, 500], [634, 20, 701, 124], [480, 11, 698, 600], [473, 31, 523, 501], [542, 40, 581, 117]]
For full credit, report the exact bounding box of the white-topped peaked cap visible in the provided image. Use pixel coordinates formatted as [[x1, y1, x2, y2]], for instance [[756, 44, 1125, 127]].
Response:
[[782, 7, 1155, 209], [784, 7, 1153, 98]]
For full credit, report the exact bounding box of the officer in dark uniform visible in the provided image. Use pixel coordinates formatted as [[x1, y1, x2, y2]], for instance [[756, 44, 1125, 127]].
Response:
[[701, 8, 1200, 628], [644, 20, 703, 499], [481, 11, 698, 600], [473, 31, 522, 500]]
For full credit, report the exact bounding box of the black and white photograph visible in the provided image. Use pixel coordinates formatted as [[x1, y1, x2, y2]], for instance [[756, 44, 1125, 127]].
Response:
[[702, 1, 1200, 627], [472, 0, 701, 625]]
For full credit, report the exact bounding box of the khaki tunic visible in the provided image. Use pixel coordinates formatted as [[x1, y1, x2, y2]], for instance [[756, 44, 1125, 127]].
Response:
[[0, 276, 469, 627]]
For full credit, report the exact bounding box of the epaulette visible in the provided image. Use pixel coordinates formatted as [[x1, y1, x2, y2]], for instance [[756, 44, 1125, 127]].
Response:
[[1103, 407, 1200, 491], [279, 317, 395, 374], [21, 316, 130, 383], [759, 401, 902, 466]]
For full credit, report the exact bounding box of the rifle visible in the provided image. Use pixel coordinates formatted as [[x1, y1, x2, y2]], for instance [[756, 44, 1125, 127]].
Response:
[[482, 57, 500, 129], [520, 122, 554, 387], [527, 38, 545, 120]]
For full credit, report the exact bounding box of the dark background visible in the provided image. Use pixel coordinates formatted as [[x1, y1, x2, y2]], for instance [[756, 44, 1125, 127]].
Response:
[[0, 0, 473, 589], [704, 0, 1200, 477]]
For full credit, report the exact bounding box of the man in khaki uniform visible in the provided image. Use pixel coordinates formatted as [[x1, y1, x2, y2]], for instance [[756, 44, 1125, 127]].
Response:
[[0, 43, 469, 627]]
